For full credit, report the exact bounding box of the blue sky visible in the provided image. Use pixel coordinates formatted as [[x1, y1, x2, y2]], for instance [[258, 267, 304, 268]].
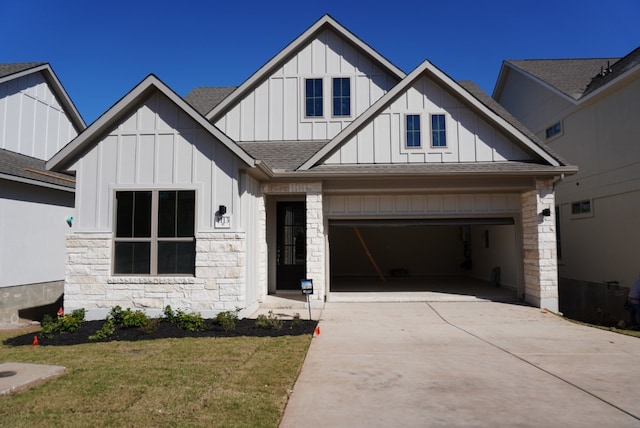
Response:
[[3, 0, 639, 124]]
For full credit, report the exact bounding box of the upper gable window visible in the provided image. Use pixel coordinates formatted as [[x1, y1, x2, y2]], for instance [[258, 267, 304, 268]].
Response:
[[305, 78, 323, 117], [545, 122, 562, 140], [332, 78, 351, 117], [431, 114, 447, 147], [406, 114, 421, 148]]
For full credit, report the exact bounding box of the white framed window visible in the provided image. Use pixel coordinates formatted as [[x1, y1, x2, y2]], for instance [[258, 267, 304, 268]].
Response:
[[113, 190, 196, 275], [545, 121, 562, 140], [405, 114, 421, 148], [430, 114, 447, 147]]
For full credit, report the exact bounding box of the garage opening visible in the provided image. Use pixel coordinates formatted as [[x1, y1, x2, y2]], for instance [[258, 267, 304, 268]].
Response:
[[328, 218, 520, 301]]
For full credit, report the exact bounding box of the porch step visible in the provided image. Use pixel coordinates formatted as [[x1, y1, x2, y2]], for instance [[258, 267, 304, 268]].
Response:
[[260, 292, 309, 310]]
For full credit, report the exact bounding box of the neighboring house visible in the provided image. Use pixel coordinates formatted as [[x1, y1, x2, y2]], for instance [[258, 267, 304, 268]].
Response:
[[47, 15, 576, 321], [493, 47, 640, 323], [0, 63, 85, 323]]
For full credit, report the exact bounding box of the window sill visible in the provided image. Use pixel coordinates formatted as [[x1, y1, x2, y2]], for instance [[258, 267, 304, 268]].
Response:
[[108, 276, 196, 284]]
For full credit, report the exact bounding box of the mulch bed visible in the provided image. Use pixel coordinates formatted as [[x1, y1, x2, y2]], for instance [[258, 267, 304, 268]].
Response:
[[3, 318, 318, 347]]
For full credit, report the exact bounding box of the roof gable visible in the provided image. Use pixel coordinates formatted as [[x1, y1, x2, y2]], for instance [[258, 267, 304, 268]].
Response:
[[494, 47, 640, 103], [299, 60, 567, 170], [205, 14, 406, 122], [0, 62, 85, 132], [46, 75, 255, 171]]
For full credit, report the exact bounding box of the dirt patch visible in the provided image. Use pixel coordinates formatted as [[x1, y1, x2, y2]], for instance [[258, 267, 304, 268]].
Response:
[[3, 318, 318, 347]]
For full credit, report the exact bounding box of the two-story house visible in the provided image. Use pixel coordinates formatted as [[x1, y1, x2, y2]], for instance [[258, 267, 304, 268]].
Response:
[[47, 16, 576, 320], [494, 47, 640, 324], [0, 63, 85, 324]]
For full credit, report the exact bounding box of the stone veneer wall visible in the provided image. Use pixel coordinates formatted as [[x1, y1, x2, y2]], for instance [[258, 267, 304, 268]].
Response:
[[65, 232, 250, 320], [521, 178, 559, 312]]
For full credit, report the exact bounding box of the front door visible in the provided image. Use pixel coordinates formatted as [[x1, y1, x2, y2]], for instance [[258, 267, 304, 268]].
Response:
[[276, 201, 306, 290]]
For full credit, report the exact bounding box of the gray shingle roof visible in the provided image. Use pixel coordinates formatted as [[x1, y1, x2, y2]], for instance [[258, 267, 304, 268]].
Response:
[[184, 86, 237, 116], [506, 57, 620, 100], [0, 149, 75, 189], [305, 161, 573, 175], [239, 141, 328, 171], [0, 62, 46, 79]]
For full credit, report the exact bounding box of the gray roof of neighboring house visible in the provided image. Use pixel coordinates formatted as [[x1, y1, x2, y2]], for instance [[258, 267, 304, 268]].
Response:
[[0, 149, 75, 189], [184, 86, 237, 116], [0, 62, 46, 79], [506, 57, 621, 100]]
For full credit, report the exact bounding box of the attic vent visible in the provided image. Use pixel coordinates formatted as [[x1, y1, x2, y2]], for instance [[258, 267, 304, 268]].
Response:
[[599, 61, 613, 77]]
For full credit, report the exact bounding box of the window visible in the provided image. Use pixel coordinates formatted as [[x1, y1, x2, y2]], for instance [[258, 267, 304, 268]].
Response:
[[305, 78, 323, 117], [545, 122, 562, 139], [332, 78, 350, 116], [571, 200, 591, 216], [406, 114, 421, 147], [431, 114, 447, 147], [114, 190, 195, 275]]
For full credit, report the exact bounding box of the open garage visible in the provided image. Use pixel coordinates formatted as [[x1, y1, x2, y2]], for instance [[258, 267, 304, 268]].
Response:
[[324, 193, 524, 302]]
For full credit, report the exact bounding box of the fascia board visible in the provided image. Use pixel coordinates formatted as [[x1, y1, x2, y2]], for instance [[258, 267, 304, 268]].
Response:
[[47, 75, 255, 171], [268, 166, 578, 180], [578, 62, 640, 103], [206, 14, 406, 122], [0, 172, 75, 192], [499, 62, 580, 104], [0, 63, 47, 84], [0, 63, 86, 132]]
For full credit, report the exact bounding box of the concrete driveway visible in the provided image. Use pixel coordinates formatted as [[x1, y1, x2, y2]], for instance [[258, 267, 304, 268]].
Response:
[[280, 301, 640, 427]]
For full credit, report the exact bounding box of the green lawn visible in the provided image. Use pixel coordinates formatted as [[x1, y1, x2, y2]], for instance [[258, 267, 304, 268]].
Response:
[[0, 328, 312, 427]]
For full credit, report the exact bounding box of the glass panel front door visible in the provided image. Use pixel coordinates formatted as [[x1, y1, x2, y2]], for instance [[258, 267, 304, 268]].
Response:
[[276, 202, 306, 290]]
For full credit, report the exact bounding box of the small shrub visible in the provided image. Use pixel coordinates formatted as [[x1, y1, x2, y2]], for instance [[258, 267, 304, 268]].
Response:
[[291, 312, 302, 328], [40, 314, 57, 339], [217, 310, 239, 331], [57, 309, 86, 333], [255, 311, 283, 330], [40, 308, 86, 338], [174, 310, 205, 332], [109, 306, 148, 328], [163, 305, 176, 323], [89, 318, 115, 341], [142, 318, 161, 334]]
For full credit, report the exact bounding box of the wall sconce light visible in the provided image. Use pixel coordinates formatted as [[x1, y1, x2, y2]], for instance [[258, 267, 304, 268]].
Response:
[[66, 216, 74, 227], [541, 208, 551, 217], [218, 205, 227, 216]]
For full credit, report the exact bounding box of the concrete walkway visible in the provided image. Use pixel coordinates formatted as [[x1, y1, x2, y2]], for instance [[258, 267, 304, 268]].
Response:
[[280, 302, 640, 427]]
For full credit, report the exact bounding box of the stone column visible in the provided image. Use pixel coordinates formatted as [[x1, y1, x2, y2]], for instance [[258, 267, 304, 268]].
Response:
[[521, 178, 558, 312], [306, 187, 325, 306]]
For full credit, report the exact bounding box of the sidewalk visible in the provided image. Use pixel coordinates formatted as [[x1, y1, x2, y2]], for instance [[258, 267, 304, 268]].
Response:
[[280, 301, 640, 427]]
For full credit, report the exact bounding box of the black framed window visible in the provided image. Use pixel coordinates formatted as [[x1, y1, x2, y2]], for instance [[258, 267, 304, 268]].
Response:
[[332, 77, 350, 116], [305, 78, 323, 117], [114, 190, 195, 275]]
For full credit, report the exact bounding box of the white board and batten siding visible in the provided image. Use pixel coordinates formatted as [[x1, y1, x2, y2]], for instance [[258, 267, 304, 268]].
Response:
[[72, 92, 241, 232], [215, 28, 400, 142], [0, 71, 78, 160], [324, 76, 534, 165], [326, 193, 521, 218]]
